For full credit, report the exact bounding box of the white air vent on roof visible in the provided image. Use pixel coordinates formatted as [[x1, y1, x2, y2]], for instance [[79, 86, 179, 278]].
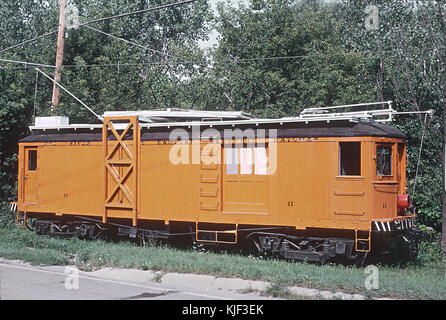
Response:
[[35, 116, 69, 127]]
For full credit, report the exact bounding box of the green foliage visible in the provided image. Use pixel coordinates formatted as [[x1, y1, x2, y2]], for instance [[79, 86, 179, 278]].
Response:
[[337, 0, 445, 231], [208, 0, 377, 117], [0, 0, 212, 201], [0, 2, 60, 200], [417, 240, 444, 266], [0, 201, 16, 229]]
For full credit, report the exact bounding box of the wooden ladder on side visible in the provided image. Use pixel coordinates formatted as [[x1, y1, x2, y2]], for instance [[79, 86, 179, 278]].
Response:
[[355, 229, 371, 253], [195, 220, 239, 244], [16, 212, 27, 229]]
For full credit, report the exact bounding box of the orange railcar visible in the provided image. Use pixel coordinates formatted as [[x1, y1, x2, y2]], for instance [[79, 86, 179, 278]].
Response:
[[12, 108, 421, 262]]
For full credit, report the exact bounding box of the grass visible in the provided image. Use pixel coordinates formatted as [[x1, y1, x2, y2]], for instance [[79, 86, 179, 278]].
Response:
[[1, 206, 445, 299]]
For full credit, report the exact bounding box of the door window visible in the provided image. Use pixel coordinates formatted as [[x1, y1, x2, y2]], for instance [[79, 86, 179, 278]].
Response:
[[225, 148, 239, 175], [225, 146, 268, 175], [377, 146, 392, 176], [27, 149, 37, 171]]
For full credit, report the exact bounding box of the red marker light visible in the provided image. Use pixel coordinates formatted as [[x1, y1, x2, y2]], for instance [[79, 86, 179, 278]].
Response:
[[397, 194, 411, 210]]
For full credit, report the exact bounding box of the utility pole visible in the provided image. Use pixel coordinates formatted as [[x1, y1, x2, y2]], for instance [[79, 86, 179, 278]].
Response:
[[51, 0, 67, 116]]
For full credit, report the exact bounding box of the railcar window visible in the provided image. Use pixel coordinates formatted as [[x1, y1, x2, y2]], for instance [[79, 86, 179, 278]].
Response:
[[254, 147, 267, 175], [377, 146, 392, 176], [225, 148, 239, 175], [28, 150, 37, 171], [225, 146, 268, 175], [240, 148, 253, 175], [339, 142, 361, 176]]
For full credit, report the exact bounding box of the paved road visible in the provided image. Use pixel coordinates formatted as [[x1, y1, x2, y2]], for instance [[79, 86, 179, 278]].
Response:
[[0, 260, 272, 300]]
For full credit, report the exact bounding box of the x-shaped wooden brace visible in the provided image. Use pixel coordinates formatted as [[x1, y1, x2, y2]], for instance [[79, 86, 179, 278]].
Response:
[[106, 121, 135, 162], [104, 118, 137, 208], [105, 163, 134, 205]]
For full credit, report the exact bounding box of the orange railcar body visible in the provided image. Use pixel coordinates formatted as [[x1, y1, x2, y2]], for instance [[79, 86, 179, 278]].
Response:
[[16, 119, 411, 238]]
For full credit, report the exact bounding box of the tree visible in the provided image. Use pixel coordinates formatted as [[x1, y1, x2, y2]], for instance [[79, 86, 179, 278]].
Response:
[[337, 0, 446, 263], [0, 0, 60, 202], [207, 0, 377, 118], [0, 0, 212, 201]]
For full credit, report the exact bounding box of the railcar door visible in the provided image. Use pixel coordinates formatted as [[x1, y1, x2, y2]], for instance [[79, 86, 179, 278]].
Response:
[[373, 142, 397, 219], [222, 144, 270, 213], [23, 146, 38, 203], [332, 141, 368, 220]]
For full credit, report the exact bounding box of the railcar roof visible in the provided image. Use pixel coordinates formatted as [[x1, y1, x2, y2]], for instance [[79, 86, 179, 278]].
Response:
[[20, 119, 407, 142]]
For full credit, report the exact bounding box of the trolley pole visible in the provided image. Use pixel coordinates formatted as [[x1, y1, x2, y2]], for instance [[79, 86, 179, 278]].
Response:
[[51, 0, 67, 116]]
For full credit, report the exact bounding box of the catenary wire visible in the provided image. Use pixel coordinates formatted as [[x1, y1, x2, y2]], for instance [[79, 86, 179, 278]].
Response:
[[0, 0, 196, 54], [35, 67, 103, 121], [83, 25, 195, 65], [33, 69, 39, 120], [0, 30, 58, 54], [0, 50, 377, 71], [66, 0, 196, 30], [83, 25, 164, 55], [1, 42, 443, 71], [0, 58, 56, 68]]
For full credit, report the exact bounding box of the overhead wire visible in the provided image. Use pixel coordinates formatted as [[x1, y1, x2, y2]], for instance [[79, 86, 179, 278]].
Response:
[[32, 70, 39, 121], [0, 65, 35, 70], [231, 51, 368, 62], [35, 68, 103, 121], [83, 25, 195, 65], [0, 0, 383, 71], [60, 61, 190, 68], [0, 50, 376, 71], [83, 25, 163, 55], [65, 0, 196, 30], [411, 112, 430, 199], [0, 0, 199, 121], [2, 0, 444, 72], [4, 43, 443, 73], [0, 58, 56, 69], [0, 30, 58, 54], [0, 0, 198, 81], [0, 0, 196, 54]]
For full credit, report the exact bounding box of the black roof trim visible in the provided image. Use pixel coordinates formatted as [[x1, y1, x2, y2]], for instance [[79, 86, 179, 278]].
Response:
[[20, 133, 102, 143]]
